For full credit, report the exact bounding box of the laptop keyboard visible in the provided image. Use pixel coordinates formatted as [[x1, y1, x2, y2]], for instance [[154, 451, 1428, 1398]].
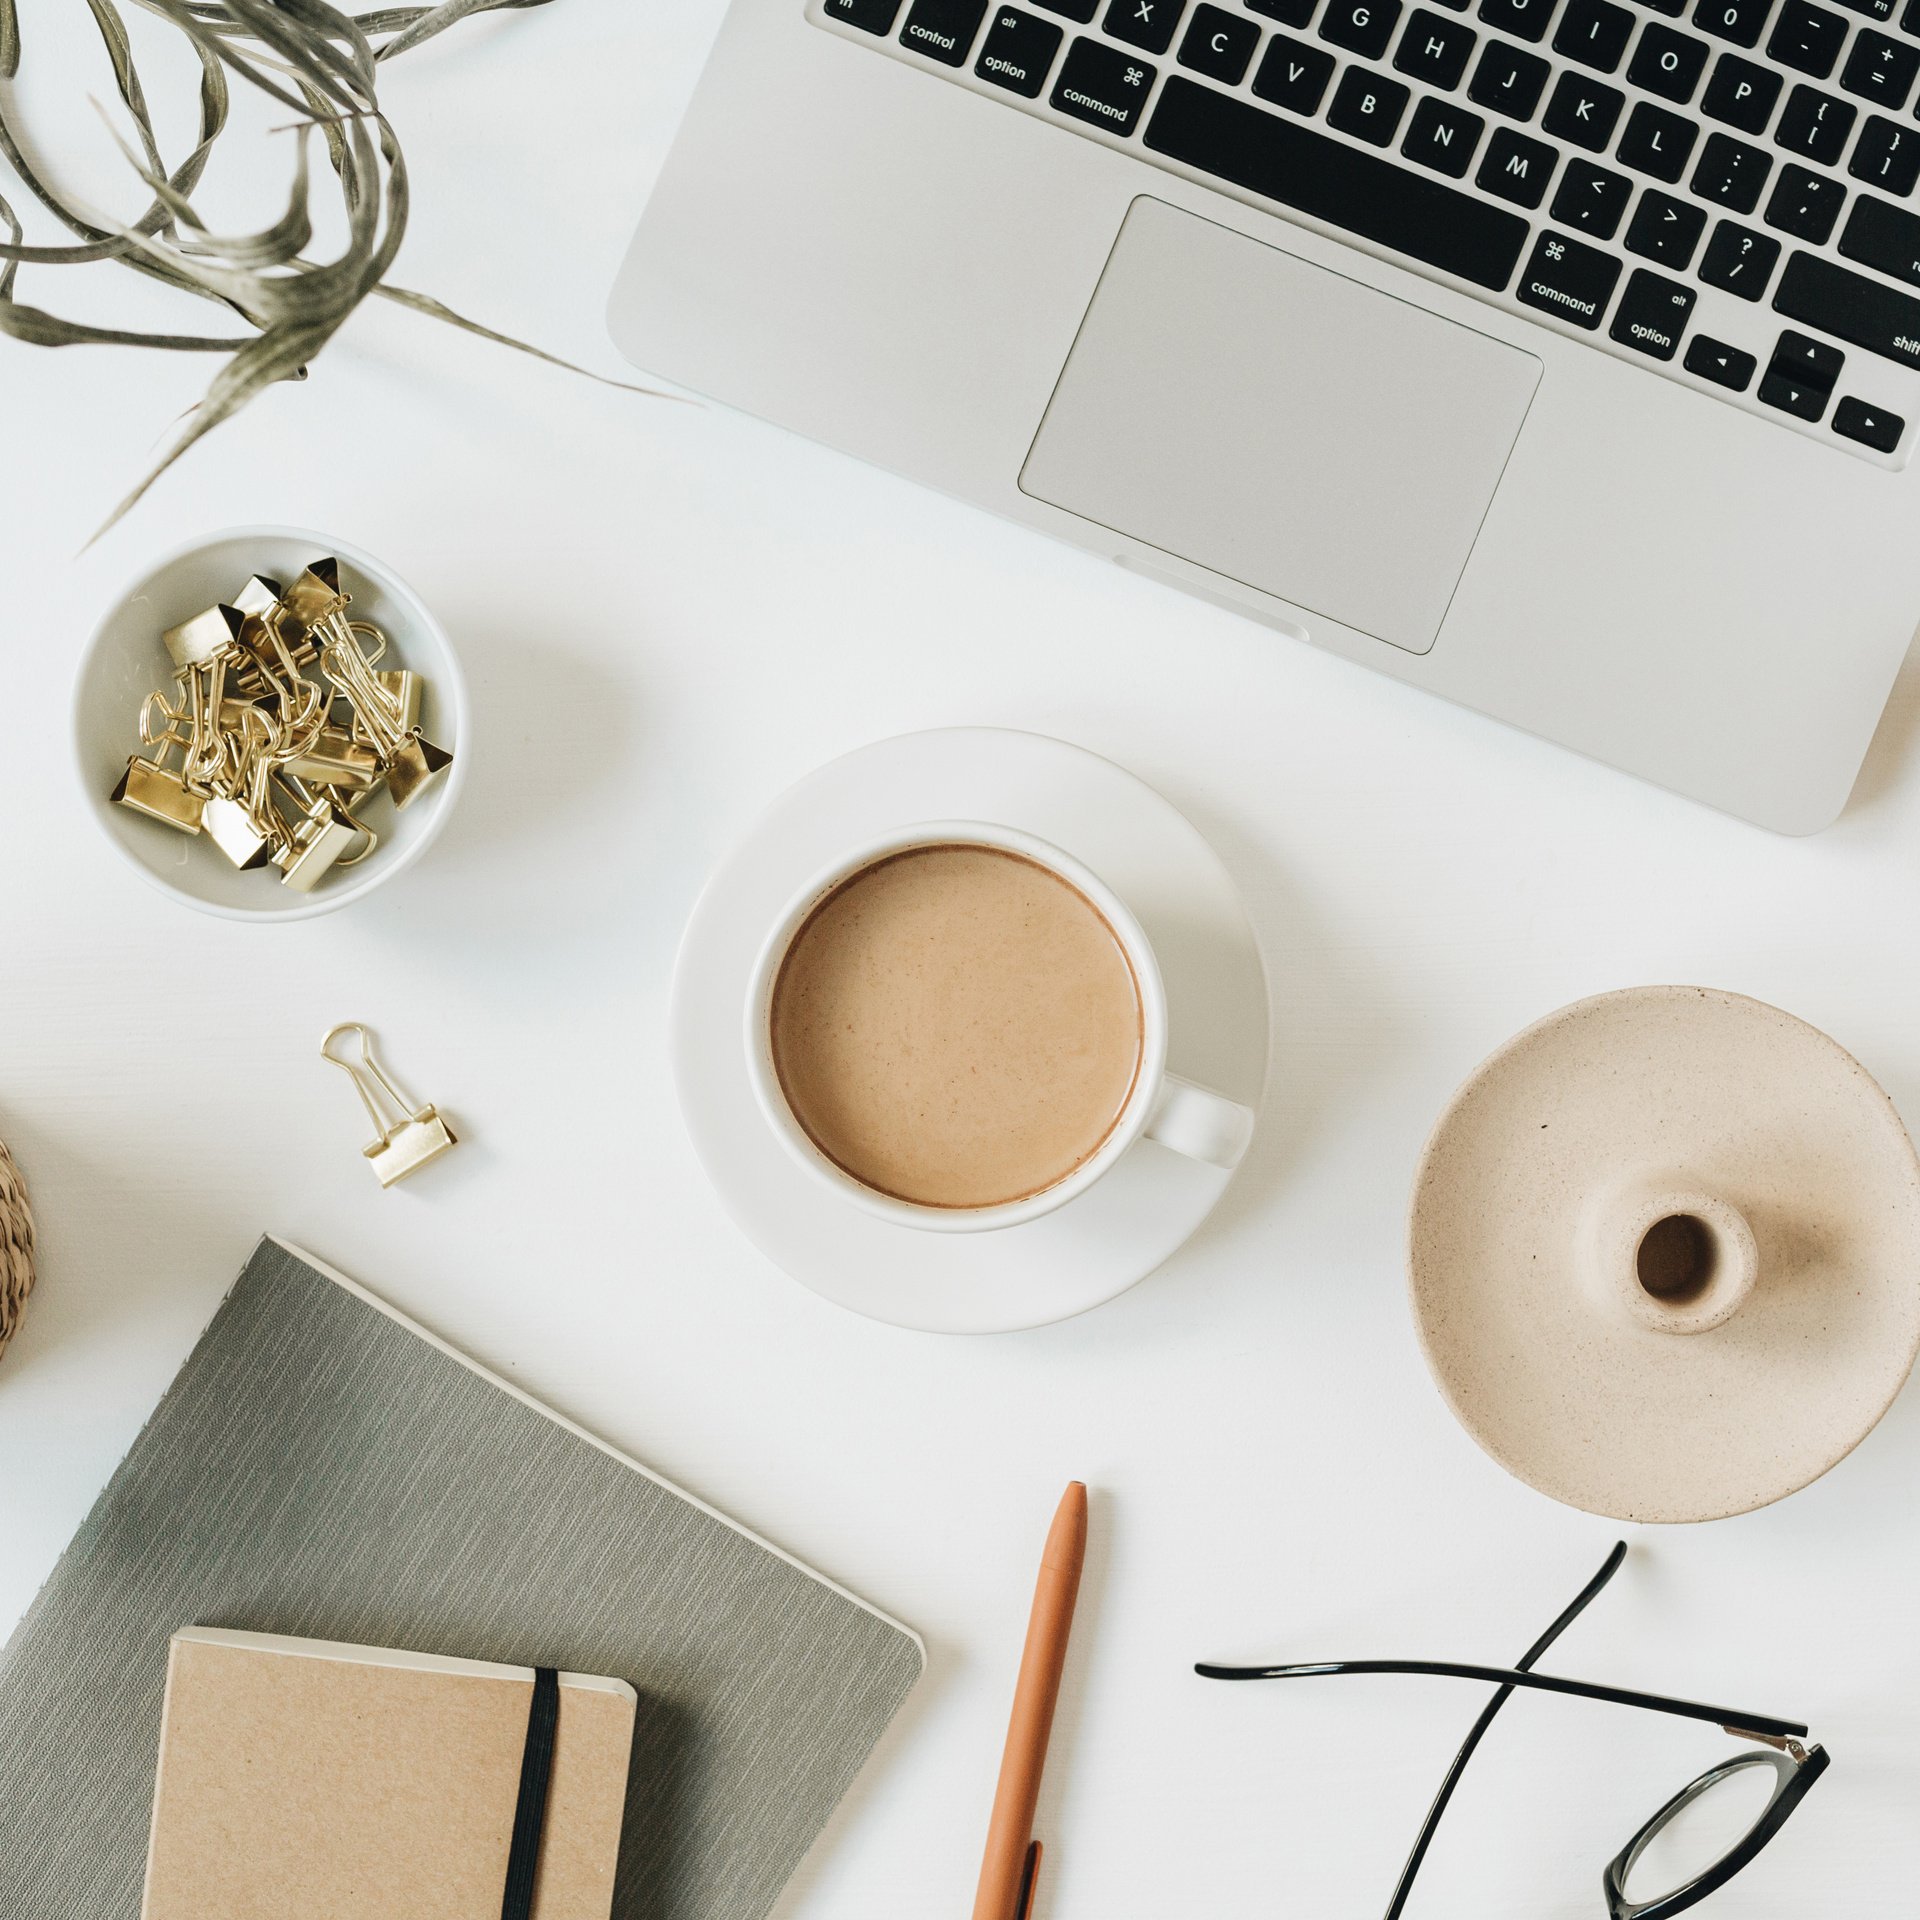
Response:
[[814, 0, 1920, 461]]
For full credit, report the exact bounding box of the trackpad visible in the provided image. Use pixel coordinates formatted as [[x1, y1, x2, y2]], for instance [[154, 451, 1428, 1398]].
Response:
[[1020, 198, 1540, 655]]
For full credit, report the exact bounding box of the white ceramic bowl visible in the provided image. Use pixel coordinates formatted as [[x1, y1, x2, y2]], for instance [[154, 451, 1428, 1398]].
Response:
[[74, 526, 468, 921]]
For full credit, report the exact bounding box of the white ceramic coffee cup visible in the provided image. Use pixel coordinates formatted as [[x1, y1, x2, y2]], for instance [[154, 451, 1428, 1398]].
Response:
[[743, 821, 1256, 1233]]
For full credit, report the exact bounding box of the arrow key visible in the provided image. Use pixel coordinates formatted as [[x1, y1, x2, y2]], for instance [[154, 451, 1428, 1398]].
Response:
[[1771, 327, 1844, 389], [1683, 334, 1757, 388], [1834, 395, 1903, 450], [1759, 368, 1831, 419]]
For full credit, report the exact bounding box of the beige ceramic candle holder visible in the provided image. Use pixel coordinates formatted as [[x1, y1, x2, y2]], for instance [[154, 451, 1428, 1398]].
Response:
[[1409, 986, 1920, 1523]]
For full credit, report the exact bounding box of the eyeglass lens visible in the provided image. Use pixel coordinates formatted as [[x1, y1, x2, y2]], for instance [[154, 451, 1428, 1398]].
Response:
[[1617, 1755, 1784, 1908]]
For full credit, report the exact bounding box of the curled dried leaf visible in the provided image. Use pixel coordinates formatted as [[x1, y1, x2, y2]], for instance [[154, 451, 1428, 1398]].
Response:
[[0, 0, 629, 537]]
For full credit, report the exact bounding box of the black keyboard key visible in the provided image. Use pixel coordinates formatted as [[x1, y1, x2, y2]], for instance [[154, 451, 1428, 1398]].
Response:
[[1843, 30, 1920, 105], [1617, 101, 1701, 179], [1609, 266, 1695, 355], [1516, 229, 1622, 323], [1319, 0, 1401, 54], [1031, 0, 1098, 16], [1052, 35, 1159, 127], [901, 0, 990, 60], [1692, 129, 1772, 207], [1834, 0, 1895, 20], [1402, 94, 1487, 169], [1329, 64, 1413, 138], [1245, 0, 1314, 18], [1553, 0, 1634, 66], [1543, 70, 1625, 147], [828, 0, 904, 30], [1773, 326, 1845, 386], [1626, 186, 1709, 259], [1642, 0, 1685, 15], [1759, 367, 1830, 414], [1477, 124, 1560, 199], [1834, 395, 1903, 449], [1693, 0, 1771, 43], [1251, 30, 1336, 106], [1840, 191, 1920, 282], [1774, 248, 1920, 367], [1685, 334, 1759, 384], [1469, 38, 1552, 114], [1699, 216, 1781, 291], [1478, 0, 1558, 41], [1904, 0, 1920, 27], [1776, 84, 1856, 161], [1551, 157, 1634, 231], [1143, 74, 1532, 282], [1702, 55, 1782, 129], [977, 6, 1067, 89], [1850, 114, 1920, 192], [1177, 2, 1260, 77], [1765, 161, 1848, 237], [1104, 0, 1186, 50], [1629, 24, 1710, 100], [1395, 8, 1479, 83], [1767, 0, 1847, 75]]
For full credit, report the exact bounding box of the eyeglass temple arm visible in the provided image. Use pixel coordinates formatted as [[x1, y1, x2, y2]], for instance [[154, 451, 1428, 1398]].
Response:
[[1193, 1658, 1807, 1742], [1369, 1538, 1631, 1920]]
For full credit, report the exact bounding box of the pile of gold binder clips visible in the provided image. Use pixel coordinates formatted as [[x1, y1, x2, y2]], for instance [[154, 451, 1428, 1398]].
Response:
[[110, 557, 453, 894]]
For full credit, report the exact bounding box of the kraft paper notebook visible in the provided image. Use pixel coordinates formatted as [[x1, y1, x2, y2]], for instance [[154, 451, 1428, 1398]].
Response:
[[0, 1236, 924, 1920]]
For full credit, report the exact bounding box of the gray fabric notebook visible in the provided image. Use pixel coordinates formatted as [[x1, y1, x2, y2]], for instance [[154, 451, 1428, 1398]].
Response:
[[0, 1236, 923, 1919]]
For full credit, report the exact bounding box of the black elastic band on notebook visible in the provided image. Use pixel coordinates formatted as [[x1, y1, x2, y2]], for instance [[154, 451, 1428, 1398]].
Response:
[[501, 1666, 560, 1920]]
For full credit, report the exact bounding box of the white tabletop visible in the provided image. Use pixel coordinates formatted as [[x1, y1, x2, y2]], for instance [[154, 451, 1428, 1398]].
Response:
[[5, 5, 1919, 1915]]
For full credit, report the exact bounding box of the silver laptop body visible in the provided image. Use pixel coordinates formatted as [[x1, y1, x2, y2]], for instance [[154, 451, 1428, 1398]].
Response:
[[611, 0, 1920, 831]]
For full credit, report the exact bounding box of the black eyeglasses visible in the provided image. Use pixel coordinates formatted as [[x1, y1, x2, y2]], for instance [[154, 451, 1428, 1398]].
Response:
[[1197, 1543, 1829, 1920]]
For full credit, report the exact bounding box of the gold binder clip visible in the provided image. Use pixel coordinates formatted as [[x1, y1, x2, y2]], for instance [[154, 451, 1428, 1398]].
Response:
[[285, 725, 382, 792], [111, 688, 207, 832], [161, 603, 245, 671], [272, 775, 370, 893], [277, 557, 347, 637], [319, 618, 454, 811], [200, 706, 282, 871], [321, 1024, 458, 1187]]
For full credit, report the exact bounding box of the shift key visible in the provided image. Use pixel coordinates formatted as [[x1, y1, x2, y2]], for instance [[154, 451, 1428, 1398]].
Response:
[[1774, 250, 1920, 370], [1839, 195, 1920, 290], [1516, 231, 1623, 330]]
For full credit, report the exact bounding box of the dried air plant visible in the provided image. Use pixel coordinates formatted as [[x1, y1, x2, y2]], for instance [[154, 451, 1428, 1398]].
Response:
[[0, 0, 664, 536]]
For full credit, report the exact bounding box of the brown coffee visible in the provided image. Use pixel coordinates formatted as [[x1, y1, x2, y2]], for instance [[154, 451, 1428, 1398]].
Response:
[[769, 843, 1143, 1210]]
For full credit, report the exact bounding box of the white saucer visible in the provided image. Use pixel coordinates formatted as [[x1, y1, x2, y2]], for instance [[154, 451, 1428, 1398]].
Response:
[[669, 729, 1270, 1333]]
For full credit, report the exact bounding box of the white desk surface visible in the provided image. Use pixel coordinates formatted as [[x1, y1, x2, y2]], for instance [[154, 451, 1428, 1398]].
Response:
[[4, 6, 1919, 1916]]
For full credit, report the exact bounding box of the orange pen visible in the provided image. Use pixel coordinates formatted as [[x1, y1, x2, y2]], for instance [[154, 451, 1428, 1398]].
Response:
[[971, 1481, 1088, 1920]]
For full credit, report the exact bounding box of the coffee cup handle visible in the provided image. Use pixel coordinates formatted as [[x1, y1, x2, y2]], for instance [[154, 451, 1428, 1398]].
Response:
[[1143, 1074, 1255, 1171]]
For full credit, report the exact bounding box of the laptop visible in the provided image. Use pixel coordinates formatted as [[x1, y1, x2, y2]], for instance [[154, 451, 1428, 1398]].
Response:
[[610, 0, 1920, 831]]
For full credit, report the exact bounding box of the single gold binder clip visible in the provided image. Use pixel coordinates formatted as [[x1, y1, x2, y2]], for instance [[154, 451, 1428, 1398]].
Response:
[[272, 774, 371, 893], [321, 1024, 458, 1187], [285, 725, 382, 792], [161, 602, 245, 671], [278, 557, 346, 636], [200, 706, 282, 871], [319, 618, 453, 811], [111, 688, 207, 833]]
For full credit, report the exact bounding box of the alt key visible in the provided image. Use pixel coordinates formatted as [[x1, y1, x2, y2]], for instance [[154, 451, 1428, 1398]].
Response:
[[1607, 267, 1695, 362]]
